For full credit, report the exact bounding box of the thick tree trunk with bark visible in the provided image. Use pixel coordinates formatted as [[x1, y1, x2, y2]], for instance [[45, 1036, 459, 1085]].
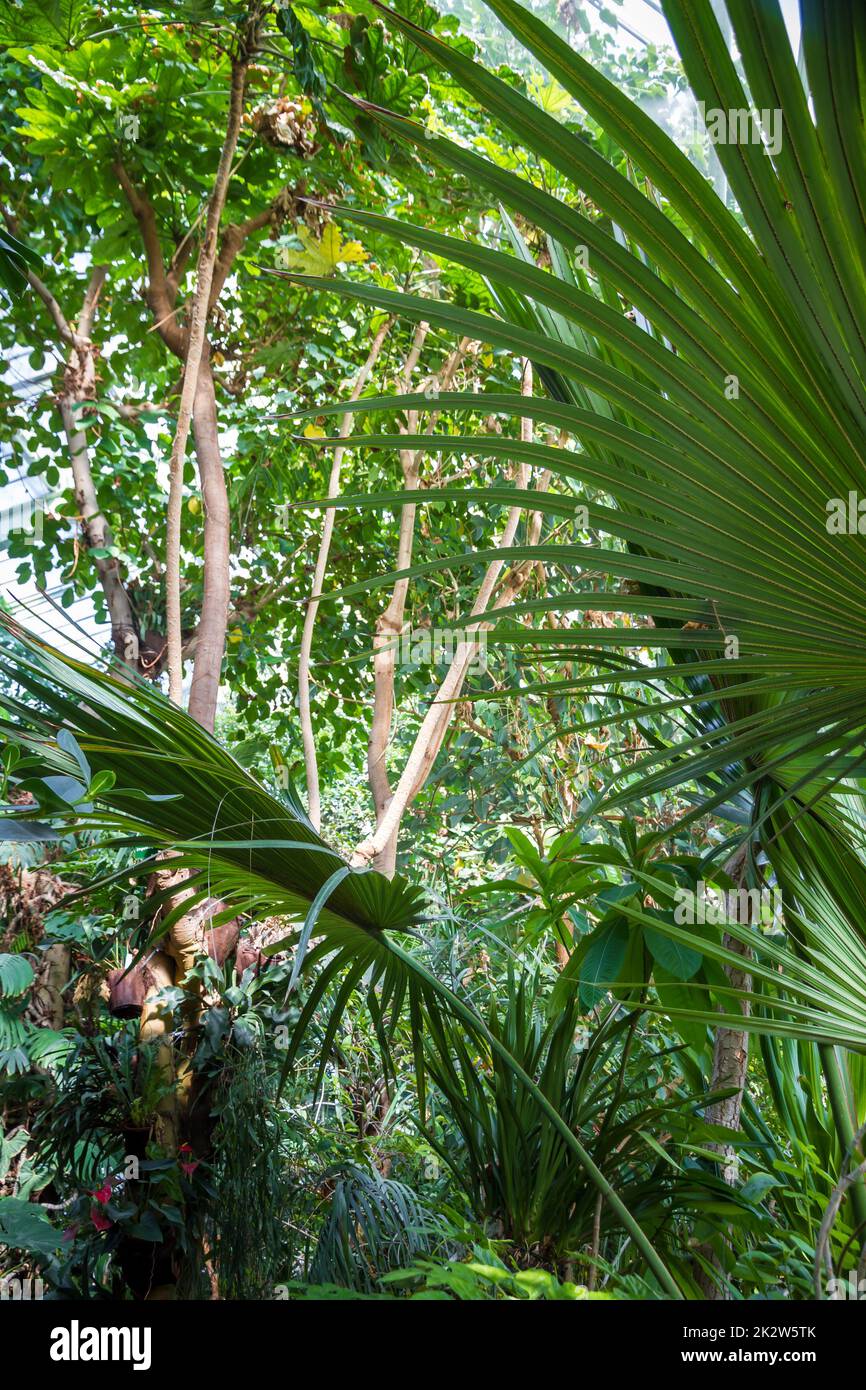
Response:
[[30, 944, 72, 1031], [706, 927, 751, 1184], [696, 855, 753, 1297]]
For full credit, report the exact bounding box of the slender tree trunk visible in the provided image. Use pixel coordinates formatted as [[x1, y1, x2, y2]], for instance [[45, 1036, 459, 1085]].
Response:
[[297, 317, 393, 827], [366, 321, 430, 871], [114, 41, 292, 713], [366, 459, 418, 875], [187, 360, 230, 732], [59, 345, 141, 671], [62, 391, 140, 669], [706, 927, 751, 1183], [696, 855, 753, 1297], [18, 257, 141, 668], [165, 57, 249, 709], [366, 334, 476, 873], [352, 361, 535, 871]]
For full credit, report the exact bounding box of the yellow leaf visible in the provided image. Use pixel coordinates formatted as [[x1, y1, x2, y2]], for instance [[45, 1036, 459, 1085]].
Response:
[[320, 223, 342, 268], [528, 76, 575, 116], [303, 423, 325, 439], [339, 238, 367, 266], [277, 223, 367, 277]]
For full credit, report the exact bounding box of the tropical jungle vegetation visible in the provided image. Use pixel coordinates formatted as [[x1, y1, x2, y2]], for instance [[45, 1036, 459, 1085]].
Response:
[[0, 0, 865, 1306]]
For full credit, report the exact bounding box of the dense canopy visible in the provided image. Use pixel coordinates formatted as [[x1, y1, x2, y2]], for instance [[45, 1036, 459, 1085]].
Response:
[[0, 0, 865, 1332]]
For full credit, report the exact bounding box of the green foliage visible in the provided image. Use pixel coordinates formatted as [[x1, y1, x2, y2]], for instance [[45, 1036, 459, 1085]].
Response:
[[210, 1048, 296, 1300], [310, 1160, 441, 1292], [422, 969, 748, 1272], [382, 1250, 611, 1300], [0, 224, 40, 295], [2, 0, 866, 1306], [0, 951, 68, 1076], [0, 1195, 61, 1258], [30, 1030, 167, 1187]]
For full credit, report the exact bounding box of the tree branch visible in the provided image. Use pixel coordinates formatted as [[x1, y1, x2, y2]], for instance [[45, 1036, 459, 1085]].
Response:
[[113, 161, 186, 358], [25, 271, 74, 345], [208, 204, 275, 309]]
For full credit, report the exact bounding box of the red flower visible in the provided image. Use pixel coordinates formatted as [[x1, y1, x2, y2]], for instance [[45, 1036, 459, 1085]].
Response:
[[178, 1143, 199, 1178], [91, 1182, 111, 1205], [91, 1207, 112, 1232]]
